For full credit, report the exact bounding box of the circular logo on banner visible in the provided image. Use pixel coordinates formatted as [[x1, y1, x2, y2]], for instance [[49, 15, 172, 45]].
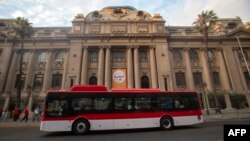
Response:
[[113, 70, 125, 83]]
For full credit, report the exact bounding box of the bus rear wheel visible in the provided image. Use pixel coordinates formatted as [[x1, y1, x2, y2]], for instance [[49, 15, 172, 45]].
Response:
[[160, 116, 173, 130], [72, 119, 90, 135]]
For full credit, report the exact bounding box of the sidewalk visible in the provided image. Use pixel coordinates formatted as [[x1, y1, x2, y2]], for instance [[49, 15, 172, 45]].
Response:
[[0, 120, 40, 128], [203, 109, 250, 122]]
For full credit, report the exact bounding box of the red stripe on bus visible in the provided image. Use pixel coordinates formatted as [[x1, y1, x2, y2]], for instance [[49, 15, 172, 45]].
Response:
[[42, 110, 202, 121]]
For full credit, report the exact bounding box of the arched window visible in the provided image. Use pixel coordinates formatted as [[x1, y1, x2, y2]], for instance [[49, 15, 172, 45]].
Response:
[[141, 75, 149, 88], [55, 51, 65, 64], [173, 50, 183, 61], [238, 50, 248, 61], [189, 50, 199, 61], [89, 76, 97, 85], [38, 52, 48, 63]]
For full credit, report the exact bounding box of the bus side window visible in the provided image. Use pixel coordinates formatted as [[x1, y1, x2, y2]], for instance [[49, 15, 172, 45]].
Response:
[[174, 100, 184, 109], [158, 97, 173, 110], [94, 98, 112, 111], [115, 98, 133, 111]]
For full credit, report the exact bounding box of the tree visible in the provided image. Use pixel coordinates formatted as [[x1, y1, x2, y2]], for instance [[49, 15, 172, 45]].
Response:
[[13, 17, 33, 108], [243, 22, 250, 34], [193, 10, 221, 113]]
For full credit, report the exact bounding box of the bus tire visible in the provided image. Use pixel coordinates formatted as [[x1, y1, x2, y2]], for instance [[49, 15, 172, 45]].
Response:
[[72, 119, 90, 135], [160, 116, 173, 130]]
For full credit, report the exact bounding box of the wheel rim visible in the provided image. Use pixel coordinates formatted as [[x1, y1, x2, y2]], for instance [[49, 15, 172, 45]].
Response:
[[162, 119, 171, 129], [76, 122, 86, 133]]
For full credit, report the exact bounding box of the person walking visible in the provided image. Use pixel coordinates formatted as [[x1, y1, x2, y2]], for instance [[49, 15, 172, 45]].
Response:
[[20, 107, 29, 123], [12, 107, 20, 121], [33, 106, 40, 122], [1, 108, 7, 121]]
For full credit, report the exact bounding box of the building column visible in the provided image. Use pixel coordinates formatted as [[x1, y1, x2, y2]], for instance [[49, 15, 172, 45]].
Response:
[[149, 46, 158, 88], [3, 51, 19, 110], [61, 51, 69, 90], [183, 48, 195, 89], [4, 51, 19, 93], [0, 48, 12, 93], [105, 46, 111, 89], [133, 46, 140, 88], [42, 51, 53, 93], [81, 46, 88, 84], [216, 48, 233, 109], [23, 50, 36, 92], [233, 50, 248, 90], [200, 48, 212, 90], [127, 46, 134, 88], [97, 47, 104, 85]]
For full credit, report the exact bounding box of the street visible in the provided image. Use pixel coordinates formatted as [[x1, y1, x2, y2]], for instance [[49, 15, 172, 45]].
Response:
[[0, 118, 250, 141]]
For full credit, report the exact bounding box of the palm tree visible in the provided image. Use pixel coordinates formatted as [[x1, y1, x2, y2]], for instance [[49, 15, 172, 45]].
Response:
[[243, 22, 250, 34], [14, 17, 33, 108], [193, 10, 221, 114]]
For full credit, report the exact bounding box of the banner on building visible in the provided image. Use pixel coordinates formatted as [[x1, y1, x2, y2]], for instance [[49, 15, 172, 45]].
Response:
[[112, 69, 127, 88]]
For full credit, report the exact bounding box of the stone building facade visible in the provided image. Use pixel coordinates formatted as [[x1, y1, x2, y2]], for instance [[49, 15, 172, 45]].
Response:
[[0, 6, 250, 112]]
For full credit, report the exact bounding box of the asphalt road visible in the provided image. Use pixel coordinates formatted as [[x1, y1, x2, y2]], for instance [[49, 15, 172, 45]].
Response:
[[0, 118, 250, 141]]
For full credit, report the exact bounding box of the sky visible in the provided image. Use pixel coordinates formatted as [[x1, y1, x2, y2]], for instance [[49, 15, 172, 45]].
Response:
[[0, 0, 249, 27]]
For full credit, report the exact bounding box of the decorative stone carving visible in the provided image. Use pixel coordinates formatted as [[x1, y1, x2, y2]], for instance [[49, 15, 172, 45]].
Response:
[[92, 11, 102, 20], [138, 25, 148, 33], [89, 24, 100, 34], [136, 10, 146, 20], [111, 8, 127, 19], [157, 23, 164, 32], [153, 14, 162, 18], [111, 25, 126, 33]]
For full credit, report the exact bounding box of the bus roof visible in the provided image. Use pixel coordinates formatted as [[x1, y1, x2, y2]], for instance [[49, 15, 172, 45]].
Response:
[[70, 85, 108, 91], [47, 85, 196, 93], [111, 88, 161, 92]]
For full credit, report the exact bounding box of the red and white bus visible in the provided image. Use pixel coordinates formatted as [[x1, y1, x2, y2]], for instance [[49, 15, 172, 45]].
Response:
[[40, 85, 203, 134]]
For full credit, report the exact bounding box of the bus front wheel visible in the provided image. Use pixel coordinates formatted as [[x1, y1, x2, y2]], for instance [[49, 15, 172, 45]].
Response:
[[160, 116, 173, 130], [72, 119, 90, 135]]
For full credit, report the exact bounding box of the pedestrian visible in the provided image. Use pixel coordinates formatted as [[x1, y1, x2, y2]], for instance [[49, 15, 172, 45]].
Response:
[[20, 107, 29, 123], [12, 107, 20, 121], [39, 106, 43, 120], [1, 108, 7, 121], [33, 106, 40, 122], [0, 108, 2, 118]]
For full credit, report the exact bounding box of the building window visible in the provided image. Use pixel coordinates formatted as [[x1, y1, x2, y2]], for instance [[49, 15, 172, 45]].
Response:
[[189, 50, 199, 61], [89, 76, 97, 85], [238, 50, 249, 61], [141, 75, 149, 88], [139, 49, 148, 62], [175, 72, 186, 88], [23, 52, 30, 63], [213, 72, 221, 87], [112, 51, 126, 63], [89, 51, 98, 63], [112, 50, 126, 68], [15, 74, 26, 90], [207, 50, 215, 61], [38, 52, 48, 63], [55, 52, 64, 64], [193, 72, 203, 88], [173, 50, 183, 61], [51, 74, 62, 88], [244, 72, 250, 89], [33, 74, 44, 91]]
